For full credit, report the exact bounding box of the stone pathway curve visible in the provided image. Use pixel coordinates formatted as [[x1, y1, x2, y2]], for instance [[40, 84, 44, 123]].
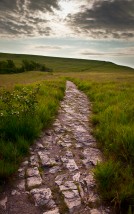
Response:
[[0, 81, 110, 214]]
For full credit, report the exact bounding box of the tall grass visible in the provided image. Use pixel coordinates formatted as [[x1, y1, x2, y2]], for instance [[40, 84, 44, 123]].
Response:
[[70, 76, 134, 212], [0, 79, 65, 180]]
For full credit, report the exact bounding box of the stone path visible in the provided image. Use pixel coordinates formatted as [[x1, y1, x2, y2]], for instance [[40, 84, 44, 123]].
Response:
[[0, 81, 110, 214]]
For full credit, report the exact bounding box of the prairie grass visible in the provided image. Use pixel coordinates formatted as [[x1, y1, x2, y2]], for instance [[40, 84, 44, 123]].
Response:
[[68, 72, 134, 212]]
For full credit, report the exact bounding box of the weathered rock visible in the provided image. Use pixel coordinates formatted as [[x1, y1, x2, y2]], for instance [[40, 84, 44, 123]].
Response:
[[66, 151, 73, 158], [63, 190, 79, 199], [49, 166, 60, 174], [36, 143, 44, 149], [30, 188, 55, 208], [64, 181, 78, 190], [38, 151, 56, 167], [55, 174, 66, 186], [64, 194, 81, 212], [18, 168, 25, 178], [21, 160, 28, 166], [27, 167, 40, 177], [73, 172, 80, 182], [83, 148, 102, 167], [43, 207, 60, 214], [30, 155, 39, 167], [83, 173, 96, 189], [0, 196, 8, 210], [76, 125, 87, 133], [90, 208, 102, 214], [27, 175, 42, 189], [17, 179, 25, 191], [66, 159, 79, 171], [11, 190, 21, 196]]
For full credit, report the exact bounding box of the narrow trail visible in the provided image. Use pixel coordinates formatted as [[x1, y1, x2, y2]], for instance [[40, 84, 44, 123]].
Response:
[[0, 81, 110, 214]]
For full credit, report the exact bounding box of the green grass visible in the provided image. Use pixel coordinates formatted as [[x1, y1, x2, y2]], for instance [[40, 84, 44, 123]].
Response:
[[0, 52, 133, 73], [0, 78, 66, 180], [68, 72, 134, 212]]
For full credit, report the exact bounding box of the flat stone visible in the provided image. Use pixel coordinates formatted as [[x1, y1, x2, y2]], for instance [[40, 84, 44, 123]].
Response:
[[63, 190, 79, 199], [27, 167, 40, 177], [66, 159, 78, 171], [30, 188, 55, 208], [0, 196, 8, 210], [49, 166, 60, 174], [17, 179, 25, 191], [64, 196, 81, 212], [83, 148, 102, 166], [38, 151, 56, 167], [43, 207, 60, 214], [90, 208, 102, 214], [84, 173, 96, 189], [66, 151, 73, 158], [75, 143, 83, 148], [61, 157, 68, 163], [27, 175, 42, 189], [64, 181, 78, 190], [18, 168, 25, 178], [76, 125, 87, 133], [73, 172, 80, 182], [21, 160, 28, 166], [30, 155, 39, 167], [36, 143, 44, 149], [11, 190, 21, 196], [60, 142, 72, 147], [55, 174, 66, 186]]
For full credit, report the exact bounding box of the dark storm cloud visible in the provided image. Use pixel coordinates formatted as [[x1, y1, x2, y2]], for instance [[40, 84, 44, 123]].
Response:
[[28, 0, 59, 12], [0, 0, 59, 37], [68, 0, 134, 39], [0, 0, 17, 11]]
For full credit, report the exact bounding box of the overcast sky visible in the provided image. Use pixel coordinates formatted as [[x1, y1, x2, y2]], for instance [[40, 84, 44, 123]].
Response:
[[0, 0, 134, 68]]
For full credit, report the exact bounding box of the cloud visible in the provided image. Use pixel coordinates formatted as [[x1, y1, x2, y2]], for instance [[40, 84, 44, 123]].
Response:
[[35, 45, 62, 50], [68, 0, 134, 39], [0, 0, 59, 37], [28, 0, 59, 12], [81, 47, 134, 56]]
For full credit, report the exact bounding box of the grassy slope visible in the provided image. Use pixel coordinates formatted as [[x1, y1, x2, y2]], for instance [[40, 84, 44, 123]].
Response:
[[0, 52, 133, 73]]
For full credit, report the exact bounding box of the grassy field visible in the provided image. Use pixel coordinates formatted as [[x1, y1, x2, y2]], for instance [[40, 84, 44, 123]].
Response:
[[66, 72, 134, 213], [0, 53, 134, 213]]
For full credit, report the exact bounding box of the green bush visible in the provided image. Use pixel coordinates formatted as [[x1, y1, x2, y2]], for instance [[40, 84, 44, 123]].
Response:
[[0, 59, 52, 74]]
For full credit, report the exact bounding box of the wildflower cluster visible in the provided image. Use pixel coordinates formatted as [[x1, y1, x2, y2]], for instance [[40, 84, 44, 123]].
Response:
[[0, 84, 40, 118]]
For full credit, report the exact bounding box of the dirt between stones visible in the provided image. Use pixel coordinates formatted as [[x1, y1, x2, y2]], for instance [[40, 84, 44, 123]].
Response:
[[0, 81, 111, 214]]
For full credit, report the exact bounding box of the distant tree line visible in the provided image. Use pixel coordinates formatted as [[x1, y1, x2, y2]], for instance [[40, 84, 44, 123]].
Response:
[[0, 59, 52, 74]]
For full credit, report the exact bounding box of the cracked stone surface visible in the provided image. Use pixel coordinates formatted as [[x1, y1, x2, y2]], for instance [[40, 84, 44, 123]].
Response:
[[0, 81, 111, 214]]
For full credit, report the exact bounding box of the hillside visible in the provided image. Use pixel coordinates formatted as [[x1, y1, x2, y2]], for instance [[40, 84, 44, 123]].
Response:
[[0, 52, 133, 73]]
